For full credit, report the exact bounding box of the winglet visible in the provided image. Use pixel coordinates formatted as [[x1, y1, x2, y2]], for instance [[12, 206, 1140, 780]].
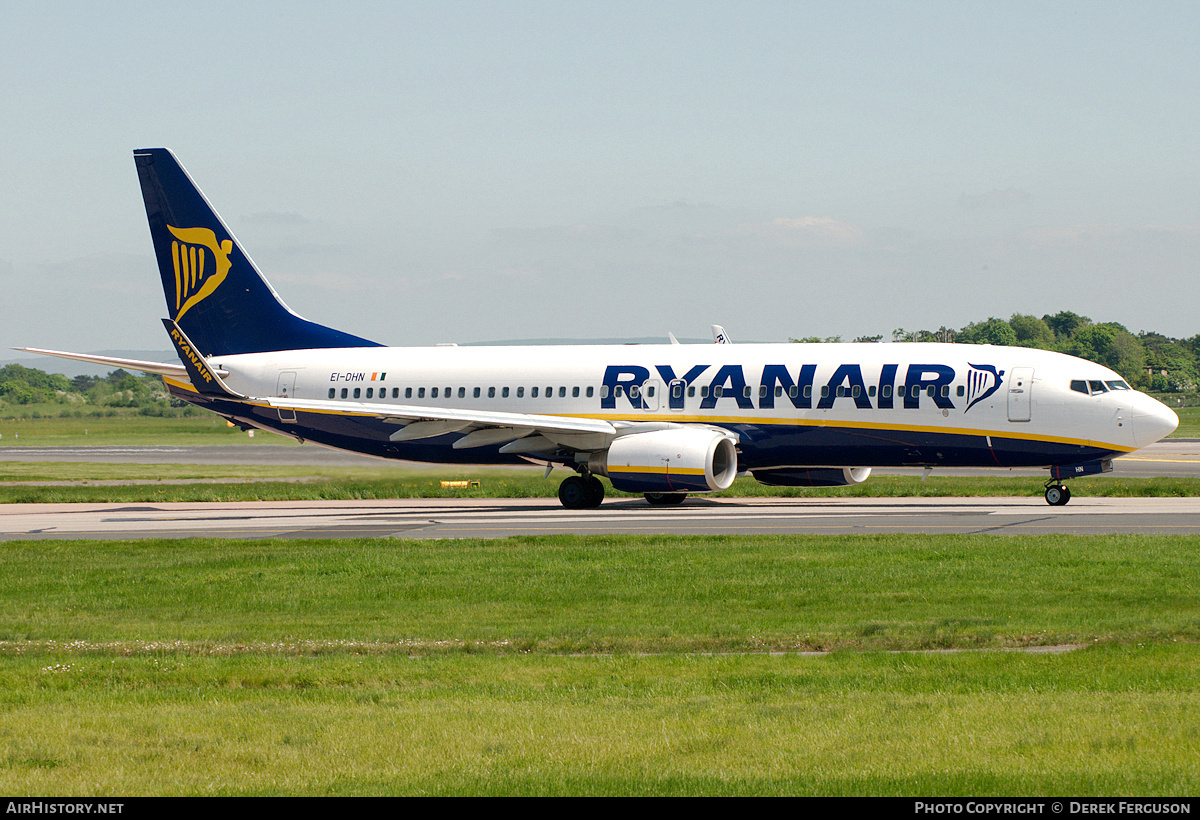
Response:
[[161, 318, 246, 398]]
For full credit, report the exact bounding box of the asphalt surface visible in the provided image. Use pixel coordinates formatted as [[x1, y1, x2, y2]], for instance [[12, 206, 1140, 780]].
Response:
[[2, 440, 1197, 540], [2, 496, 1199, 540]]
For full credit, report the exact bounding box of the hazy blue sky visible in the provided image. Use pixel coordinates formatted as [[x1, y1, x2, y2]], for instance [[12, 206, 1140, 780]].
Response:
[[3, 1, 1198, 355]]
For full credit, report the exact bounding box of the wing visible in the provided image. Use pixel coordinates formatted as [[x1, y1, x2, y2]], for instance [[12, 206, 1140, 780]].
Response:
[[265, 395, 620, 453]]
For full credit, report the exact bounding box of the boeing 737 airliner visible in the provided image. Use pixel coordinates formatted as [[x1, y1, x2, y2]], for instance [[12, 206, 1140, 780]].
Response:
[[19, 149, 1180, 508]]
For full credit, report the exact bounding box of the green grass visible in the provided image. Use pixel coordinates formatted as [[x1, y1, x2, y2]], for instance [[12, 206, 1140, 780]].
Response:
[[1169, 404, 1200, 437], [0, 412, 295, 446], [0, 533, 1197, 795]]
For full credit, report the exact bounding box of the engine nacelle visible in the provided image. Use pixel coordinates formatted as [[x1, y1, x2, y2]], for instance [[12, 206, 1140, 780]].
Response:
[[588, 428, 738, 494], [750, 467, 872, 488]]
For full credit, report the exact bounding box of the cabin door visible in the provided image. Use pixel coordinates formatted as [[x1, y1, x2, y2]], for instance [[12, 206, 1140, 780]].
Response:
[[1007, 367, 1032, 422], [277, 372, 297, 423]]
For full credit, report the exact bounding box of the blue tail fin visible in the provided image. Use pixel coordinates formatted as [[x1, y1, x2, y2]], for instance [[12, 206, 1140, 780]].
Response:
[[134, 148, 381, 356]]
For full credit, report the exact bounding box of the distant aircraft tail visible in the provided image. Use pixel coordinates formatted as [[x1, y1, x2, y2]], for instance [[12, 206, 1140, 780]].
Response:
[[134, 148, 381, 357]]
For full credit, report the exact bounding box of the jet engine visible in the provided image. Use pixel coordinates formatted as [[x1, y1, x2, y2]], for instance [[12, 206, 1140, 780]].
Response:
[[750, 467, 872, 487], [588, 427, 738, 494]]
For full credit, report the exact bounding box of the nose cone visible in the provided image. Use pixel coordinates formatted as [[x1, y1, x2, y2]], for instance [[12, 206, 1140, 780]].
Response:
[[1131, 393, 1179, 449]]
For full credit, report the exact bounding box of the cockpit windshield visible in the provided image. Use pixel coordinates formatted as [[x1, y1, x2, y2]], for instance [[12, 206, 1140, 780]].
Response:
[[1071, 379, 1131, 396]]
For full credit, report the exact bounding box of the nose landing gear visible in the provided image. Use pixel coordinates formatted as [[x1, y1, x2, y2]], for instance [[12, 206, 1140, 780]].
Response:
[[1044, 481, 1071, 506]]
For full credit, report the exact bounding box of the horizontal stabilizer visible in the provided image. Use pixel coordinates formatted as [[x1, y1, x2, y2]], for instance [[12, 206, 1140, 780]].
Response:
[[11, 348, 201, 379]]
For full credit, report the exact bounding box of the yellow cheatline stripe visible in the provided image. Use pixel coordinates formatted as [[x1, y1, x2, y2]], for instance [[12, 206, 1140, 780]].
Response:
[[1120, 457, 1200, 463], [160, 377, 1132, 453], [607, 465, 706, 476]]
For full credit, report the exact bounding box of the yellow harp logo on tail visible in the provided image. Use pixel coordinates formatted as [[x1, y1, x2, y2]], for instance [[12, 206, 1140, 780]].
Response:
[[167, 225, 233, 322]]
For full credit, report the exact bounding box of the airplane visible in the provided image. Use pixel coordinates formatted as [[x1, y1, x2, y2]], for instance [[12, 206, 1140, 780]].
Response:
[[19, 149, 1180, 509]]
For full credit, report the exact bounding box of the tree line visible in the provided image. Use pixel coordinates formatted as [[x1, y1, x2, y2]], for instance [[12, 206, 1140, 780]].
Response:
[[804, 311, 1197, 392], [0, 365, 200, 415]]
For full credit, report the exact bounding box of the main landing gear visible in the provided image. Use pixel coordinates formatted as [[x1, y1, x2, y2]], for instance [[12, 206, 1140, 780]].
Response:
[[1044, 481, 1071, 506], [558, 473, 605, 509]]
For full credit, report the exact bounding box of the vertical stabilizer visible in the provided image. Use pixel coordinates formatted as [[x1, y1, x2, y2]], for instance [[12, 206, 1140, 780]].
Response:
[[134, 148, 381, 356]]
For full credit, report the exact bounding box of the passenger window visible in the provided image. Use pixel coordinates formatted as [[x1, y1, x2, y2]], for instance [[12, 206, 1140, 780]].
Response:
[[788, 385, 797, 398], [502, 387, 509, 398], [956, 385, 964, 397], [418, 387, 425, 398], [882, 385, 891, 398], [328, 388, 335, 399], [572, 386, 580, 398], [488, 387, 495, 398], [559, 387, 567, 398], [587, 386, 594, 398], [532, 387, 539, 398], [517, 386, 524, 398], [353, 388, 360, 399], [689, 386, 696, 397], [341, 388, 348, 399], [366, 388, 373, 398], [431, 387, 439, 398], [405, 387, 412, 398], [546, 386, 553, 397], [458, 387, 465, 398], [473, 387, 480, 398]]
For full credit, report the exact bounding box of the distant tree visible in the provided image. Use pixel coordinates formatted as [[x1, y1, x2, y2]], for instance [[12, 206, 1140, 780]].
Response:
[[1066, 323, 1145, 383], [956, 318, 1018, 346], [853, 335, 883, 343], [1009, 314, 1055, 348], [1042, 310, 1090, 340]]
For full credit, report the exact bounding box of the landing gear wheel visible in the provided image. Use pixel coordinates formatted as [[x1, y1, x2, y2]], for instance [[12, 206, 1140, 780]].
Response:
[[644, 492, 687, 506], [584, 475, 605, 508], [1045, 484, 1071, 506], [559, 475, 605, 509]]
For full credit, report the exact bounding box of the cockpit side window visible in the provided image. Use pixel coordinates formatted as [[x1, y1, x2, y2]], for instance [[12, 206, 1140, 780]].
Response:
[[1088, 380, 1108, 394], [1105, 380, 1131, 390], [1070, 380, 1089, 395]]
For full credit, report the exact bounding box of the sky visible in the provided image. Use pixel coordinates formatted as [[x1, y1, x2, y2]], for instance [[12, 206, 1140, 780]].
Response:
[[2, 1, 1198, 358]]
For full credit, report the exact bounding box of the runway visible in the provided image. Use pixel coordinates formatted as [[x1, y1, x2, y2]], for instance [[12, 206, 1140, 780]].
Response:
[[3, 496, 1199, 540]]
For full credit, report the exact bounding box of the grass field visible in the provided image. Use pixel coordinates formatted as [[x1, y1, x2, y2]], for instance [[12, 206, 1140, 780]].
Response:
[[0, 533, 1197, 795]]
